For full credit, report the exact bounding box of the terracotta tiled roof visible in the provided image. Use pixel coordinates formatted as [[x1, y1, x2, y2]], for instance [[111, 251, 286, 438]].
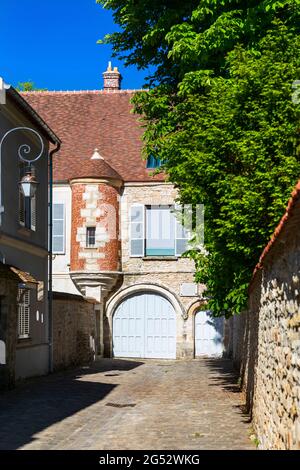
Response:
[[69, 157, 122, 181], [250, 181, 300, 288], [22, 90, 164, 183], [10, 266, 38, 284]]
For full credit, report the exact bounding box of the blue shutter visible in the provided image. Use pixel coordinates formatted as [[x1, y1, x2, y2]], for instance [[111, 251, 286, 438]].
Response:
[[175, 204, 191, 256], [130, 204, 144, 257], [53, 203, 65, 254]]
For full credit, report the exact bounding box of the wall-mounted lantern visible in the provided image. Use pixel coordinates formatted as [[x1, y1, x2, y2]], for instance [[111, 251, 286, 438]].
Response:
[[19, 167, 39, 198]]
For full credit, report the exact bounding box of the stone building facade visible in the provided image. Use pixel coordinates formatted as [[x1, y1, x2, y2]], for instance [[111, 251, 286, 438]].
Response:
[[0, 80, 60, 382], [228, 182, 300, 450], [23, 64, 224, 361], [0, 263, 18, 389], [52, 292, 97, 371]]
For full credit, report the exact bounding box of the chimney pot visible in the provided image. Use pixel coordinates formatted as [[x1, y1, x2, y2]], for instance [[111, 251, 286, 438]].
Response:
[[103, 62, 122, 92]]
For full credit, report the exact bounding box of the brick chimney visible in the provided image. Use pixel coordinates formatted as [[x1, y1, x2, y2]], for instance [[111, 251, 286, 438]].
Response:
[[103, 62, 122, 91]]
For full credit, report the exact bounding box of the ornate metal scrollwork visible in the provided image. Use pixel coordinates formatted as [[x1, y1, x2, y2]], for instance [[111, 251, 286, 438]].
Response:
[[0, 127, 44, 222]]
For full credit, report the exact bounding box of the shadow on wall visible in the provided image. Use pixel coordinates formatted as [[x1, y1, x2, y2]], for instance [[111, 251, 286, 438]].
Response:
[[239, 309, 259, 418], [204, 357, 251, 424], [206, 315, 224, 345], [0, 358, 144, 450]]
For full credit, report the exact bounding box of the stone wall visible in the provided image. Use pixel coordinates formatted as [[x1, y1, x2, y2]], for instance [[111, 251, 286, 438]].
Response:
[[0, 264, 18, 390], [53, 292, 99, 370], [228, 195, 300, 449]]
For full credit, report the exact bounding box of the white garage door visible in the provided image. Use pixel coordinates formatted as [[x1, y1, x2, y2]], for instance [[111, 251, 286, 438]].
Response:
[[195, 310, 224, 357], [113, 293, 176, 359]]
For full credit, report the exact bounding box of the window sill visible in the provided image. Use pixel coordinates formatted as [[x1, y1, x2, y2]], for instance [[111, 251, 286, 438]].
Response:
[[142, 256, 178, 261], [17, 336, 32, 345], [18, 227, 31, 237]]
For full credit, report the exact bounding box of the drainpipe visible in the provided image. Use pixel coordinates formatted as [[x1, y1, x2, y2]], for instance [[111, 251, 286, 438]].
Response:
[[48, 142, 61, 373]]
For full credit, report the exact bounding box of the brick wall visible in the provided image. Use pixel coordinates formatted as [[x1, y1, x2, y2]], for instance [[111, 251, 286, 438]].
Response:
[[0, 265, 18, 390], [228, 202, 300, 449], [70, 181, 120, 272], [53, 292, 99, 370]]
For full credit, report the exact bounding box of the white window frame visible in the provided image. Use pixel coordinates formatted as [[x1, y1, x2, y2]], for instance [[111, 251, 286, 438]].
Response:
[[53, 203, 65, 254], [86, 226, 96, 248], [145, 205, 176, 256], [129, 203, 190, 258]]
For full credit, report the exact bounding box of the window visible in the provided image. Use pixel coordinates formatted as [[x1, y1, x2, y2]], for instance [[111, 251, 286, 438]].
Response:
[[19, 163, 37, 230], [129, 204, 190, 257], [146, 205, 175, 256], [146, 155, 162, 169], [53, 203, 65, 254], [18, 287, 30, 339], [86, 227, 96, 247], [19, 188, 36, 231]]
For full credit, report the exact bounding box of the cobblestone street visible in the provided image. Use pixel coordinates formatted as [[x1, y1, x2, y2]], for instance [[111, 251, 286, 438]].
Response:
[[0, 358, 254, 450]]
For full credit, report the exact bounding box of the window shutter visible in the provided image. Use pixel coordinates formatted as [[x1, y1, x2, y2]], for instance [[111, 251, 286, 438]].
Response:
[[19, 190, 25, 226], [175, 204, 191, 256], [53, 203, 65, 254], [18, 288, 30, 338], [130, 204, 144, 257], [31, 195, 36, 231]]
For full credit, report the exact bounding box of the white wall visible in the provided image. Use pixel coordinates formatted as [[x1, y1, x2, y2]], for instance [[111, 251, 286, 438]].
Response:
[[53, 184, 81, 295]]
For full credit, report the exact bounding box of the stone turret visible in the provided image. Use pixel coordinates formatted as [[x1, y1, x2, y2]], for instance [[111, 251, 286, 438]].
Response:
[[69, 149, 123, 301]]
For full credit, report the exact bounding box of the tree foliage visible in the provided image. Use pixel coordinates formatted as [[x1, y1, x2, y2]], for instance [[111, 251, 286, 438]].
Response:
[[98, 0, 300, 315], [16, 81, 47, 92]]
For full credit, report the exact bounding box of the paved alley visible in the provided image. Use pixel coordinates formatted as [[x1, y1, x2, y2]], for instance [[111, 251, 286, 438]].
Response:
[[0, 358, 254, 450]]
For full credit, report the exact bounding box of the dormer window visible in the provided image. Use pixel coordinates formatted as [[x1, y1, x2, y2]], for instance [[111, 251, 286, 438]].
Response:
[[146, 155, 162, 169]]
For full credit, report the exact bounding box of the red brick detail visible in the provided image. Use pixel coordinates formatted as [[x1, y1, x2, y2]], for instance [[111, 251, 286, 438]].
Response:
[[103, 69, 122, 91], [70, 182, 120, 272], [98, 183, 120, 271], [70, 183, 85, 271]]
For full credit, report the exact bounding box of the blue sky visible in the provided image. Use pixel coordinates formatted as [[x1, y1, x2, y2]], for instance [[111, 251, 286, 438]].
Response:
[[0, 0, 150, 90]]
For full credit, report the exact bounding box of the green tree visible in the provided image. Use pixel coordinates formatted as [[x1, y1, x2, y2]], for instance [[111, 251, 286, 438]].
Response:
[[98, 0, 300, 315], [16, 81, 47, 92]]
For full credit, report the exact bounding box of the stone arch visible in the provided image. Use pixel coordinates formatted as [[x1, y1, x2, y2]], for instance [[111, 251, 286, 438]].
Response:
[[187, 299, 208, 318], [186, 299, 208, 359], [106, 282, 186, 321]]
